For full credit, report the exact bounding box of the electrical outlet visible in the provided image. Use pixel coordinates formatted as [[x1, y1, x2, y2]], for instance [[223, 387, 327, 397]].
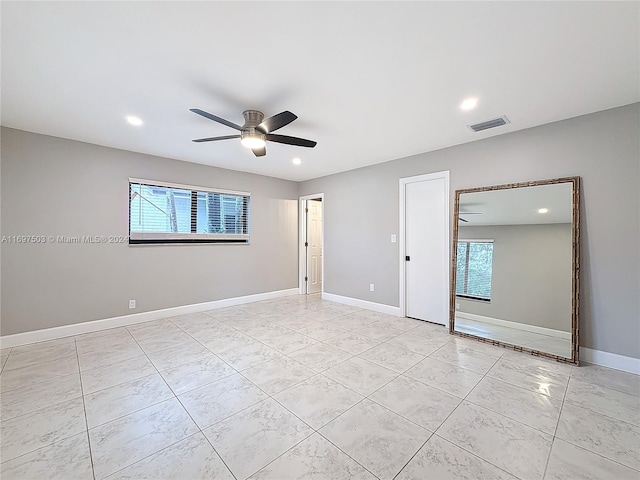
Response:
[[369, 284, 375, 292], [455, 302, 460, 310], [129, 299, 136, 309], [391, 234, 397, 243]]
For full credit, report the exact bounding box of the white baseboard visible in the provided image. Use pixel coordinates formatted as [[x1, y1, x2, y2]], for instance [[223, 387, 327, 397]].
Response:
[[321, 292, 401, 317], [4, 288, 638, 375], [456, 312, 571, 340], [0, 288, 299, 349], [580, 347, 640, 375]]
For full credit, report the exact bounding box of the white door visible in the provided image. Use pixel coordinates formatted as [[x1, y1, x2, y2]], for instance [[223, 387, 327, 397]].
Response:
[[403, 173, 449, 324], [306, 199, 323, 294]]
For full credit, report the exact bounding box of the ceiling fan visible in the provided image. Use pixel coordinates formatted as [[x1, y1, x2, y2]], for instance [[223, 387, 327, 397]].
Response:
[[190, 108, 317, 157]]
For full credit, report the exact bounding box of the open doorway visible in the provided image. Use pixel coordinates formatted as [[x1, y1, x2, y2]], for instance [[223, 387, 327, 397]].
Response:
[[299, 194, 324, 295]]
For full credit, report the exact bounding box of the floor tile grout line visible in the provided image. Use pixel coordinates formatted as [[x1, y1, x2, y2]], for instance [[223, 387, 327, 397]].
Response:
[[460, 398, 559, 437], [77, 353, 157, 394], [362, 392, 436, 434], [309, 431, 384, 480], [556, 398, 640, 429], [315, 434, 383, 479], [159, 368, 238, 398], [100, 431, 237, 480], [561, 400, 640, 429], [425, 433, 523, 480], [81, 369, 168, 398], [475, 370, 567, 400], [0, 378, 87, 422], [567, 371, 640, 399], [242, 430, 317, 480], [199, 432, 239, 480], [84, 396, 179, 432], [548, 435, 640, 474], [551, 369, 572, 441], [423, 344, 503, 376], [0, 350, 80, 381], [75, 338, 97, 480], [390, 435, 431, 480]]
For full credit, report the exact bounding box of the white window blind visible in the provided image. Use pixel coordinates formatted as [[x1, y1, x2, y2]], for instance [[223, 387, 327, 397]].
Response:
[[456, 240, 494, 301], [129, 179, 250, 244]]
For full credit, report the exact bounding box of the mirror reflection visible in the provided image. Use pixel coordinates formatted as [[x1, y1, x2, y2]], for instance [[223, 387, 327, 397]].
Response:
[[450, 178, 579, 362]]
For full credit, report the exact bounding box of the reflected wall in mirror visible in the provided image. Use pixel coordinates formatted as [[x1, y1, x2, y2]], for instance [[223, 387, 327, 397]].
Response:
[[449, 177, 580, 364]]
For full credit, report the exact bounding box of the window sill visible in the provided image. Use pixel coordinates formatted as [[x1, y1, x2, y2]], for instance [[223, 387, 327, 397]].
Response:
[[456, 294, 491, 302]]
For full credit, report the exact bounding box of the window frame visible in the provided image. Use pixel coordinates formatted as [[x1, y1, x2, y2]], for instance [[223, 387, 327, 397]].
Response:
[[455, 238, 494, 302], [128, 178, 250, 245]]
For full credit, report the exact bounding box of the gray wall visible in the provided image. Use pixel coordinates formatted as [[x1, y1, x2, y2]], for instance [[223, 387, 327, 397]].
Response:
[[457, 224, 572, 331], [299, 104, 640, 359], [1, 128, 299, 336]]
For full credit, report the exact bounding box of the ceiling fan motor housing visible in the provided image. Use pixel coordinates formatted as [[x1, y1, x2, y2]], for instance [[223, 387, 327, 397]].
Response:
[[241, 110, 266, 144], [243, 110, 264, 127]]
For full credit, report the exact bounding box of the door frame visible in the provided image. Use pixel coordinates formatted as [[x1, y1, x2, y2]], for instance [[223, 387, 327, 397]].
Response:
[[299, 193, 325, 294], [399, 171, 450, 319]]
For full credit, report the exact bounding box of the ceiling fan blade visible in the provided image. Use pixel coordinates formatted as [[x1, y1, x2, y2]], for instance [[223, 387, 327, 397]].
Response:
[[252, 146, 266, 157], [256, 111, 297, 134], [190, 109, 243, 131], [192, 135, 241, 143], [265, 134, 317, 148]]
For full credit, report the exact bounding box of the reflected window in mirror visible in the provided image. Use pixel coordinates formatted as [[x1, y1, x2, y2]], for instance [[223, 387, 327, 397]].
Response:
[[455, 240, 494, 301]]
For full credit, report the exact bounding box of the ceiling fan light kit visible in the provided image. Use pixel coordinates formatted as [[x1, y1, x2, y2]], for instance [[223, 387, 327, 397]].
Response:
[[190, 108, 317, 157], [240, 131, 266, 150]]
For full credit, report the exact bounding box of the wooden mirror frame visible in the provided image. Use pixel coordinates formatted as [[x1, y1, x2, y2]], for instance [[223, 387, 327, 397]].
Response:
[[449, 176, 580, 364]]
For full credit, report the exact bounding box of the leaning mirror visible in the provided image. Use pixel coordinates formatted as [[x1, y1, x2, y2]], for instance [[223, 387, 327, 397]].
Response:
[[449, 177, 580, 364]]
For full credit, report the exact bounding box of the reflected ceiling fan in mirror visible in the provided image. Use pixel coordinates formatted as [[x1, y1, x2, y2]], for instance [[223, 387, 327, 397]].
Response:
[[458, 211, 483, 223], [190, 108, 317, 157]]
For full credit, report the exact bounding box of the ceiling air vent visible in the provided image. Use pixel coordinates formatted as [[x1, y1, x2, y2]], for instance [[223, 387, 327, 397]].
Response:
[[468, 115, 511, 132]]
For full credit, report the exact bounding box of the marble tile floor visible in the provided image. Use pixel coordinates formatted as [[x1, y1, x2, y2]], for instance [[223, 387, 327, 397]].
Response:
[[1, 295, 639, 480], [455, 316, 573, 358]]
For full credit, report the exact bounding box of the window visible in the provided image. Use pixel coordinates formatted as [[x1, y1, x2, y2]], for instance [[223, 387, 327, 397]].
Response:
[[456, 240, 494, 301], [129, 179, 250, 244]]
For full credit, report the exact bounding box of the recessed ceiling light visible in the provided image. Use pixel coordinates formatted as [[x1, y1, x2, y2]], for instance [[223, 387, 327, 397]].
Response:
[[460, 98, 478, 111], [126, 115, 143, 126], [292, 157, 302, 165], [537, 208, 549, 214]]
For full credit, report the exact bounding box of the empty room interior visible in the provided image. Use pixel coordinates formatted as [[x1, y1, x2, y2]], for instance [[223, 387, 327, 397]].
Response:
[[1, 2, 639, 480]]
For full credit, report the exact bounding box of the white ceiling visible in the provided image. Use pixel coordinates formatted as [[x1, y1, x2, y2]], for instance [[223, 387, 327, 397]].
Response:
[[2, 2, 638, 182]]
